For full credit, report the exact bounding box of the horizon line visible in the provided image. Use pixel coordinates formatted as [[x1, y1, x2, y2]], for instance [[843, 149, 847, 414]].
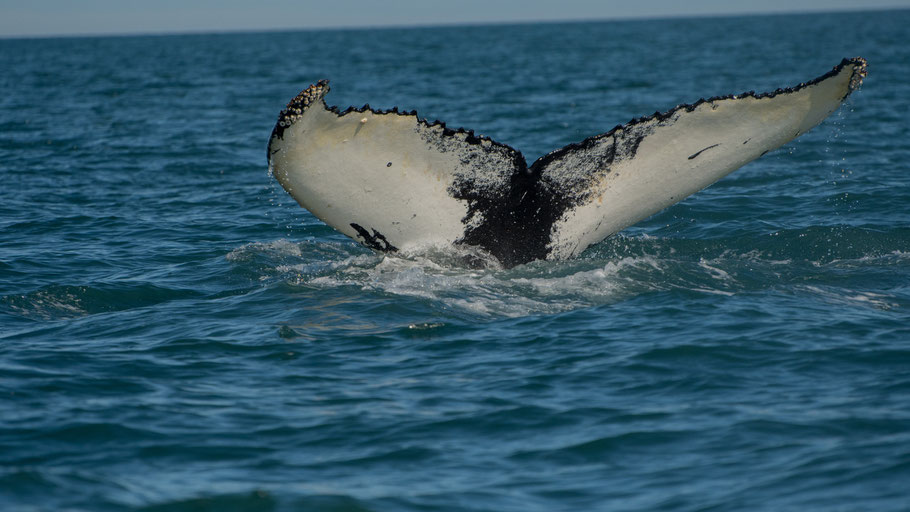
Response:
[[1, 5, 906, 41]]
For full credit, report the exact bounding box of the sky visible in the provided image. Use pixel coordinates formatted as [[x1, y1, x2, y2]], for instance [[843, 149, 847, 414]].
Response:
[[1, 0, 909, 38]]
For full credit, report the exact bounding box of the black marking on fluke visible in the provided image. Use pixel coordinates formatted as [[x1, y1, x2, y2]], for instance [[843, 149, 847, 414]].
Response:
[[443, 110, 657, 267], [268, 58, 868, 267], [688, 144, 721, 160], [448, 150, 543, 267], [350, 223, 398, 253]]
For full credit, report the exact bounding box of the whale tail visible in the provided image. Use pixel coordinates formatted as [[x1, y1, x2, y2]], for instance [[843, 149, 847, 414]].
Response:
[[267, 58, 867, 267]]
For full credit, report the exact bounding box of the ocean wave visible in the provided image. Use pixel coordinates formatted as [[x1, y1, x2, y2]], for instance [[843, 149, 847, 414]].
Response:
[[1, 283, 202, 321]]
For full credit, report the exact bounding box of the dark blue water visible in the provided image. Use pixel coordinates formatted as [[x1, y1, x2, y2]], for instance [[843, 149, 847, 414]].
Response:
[[3, 9, 910, 511]]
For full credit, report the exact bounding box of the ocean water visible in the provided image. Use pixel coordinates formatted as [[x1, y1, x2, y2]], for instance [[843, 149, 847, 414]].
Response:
[[2, 9, 910, 511]]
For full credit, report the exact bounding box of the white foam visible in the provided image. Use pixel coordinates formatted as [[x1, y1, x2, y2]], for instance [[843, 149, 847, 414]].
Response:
[[286, 249, 674, 317], [698, 258, 734, 282], [227, 235, 905, 318], [226, 236, 748, 317], [801, 285, 899, 311]]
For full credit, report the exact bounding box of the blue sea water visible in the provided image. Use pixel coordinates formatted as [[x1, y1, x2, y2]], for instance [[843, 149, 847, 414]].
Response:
[[2, 9, 910, 511]]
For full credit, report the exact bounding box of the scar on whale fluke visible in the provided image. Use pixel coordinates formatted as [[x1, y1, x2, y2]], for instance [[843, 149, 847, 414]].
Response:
[[267, 58, 867, 268]]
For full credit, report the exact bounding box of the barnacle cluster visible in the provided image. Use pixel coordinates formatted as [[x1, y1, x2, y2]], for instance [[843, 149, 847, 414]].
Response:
[[277, 79, 330, 129]]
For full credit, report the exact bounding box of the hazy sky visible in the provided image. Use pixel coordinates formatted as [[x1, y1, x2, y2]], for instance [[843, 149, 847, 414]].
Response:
[[2, 0, 909, 38]]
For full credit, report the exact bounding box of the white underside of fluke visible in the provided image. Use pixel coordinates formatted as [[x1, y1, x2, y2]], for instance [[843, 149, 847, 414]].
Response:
[[544, 64, 862, 259], [267, 58, 866, 267], [271, 108, 469, 248]]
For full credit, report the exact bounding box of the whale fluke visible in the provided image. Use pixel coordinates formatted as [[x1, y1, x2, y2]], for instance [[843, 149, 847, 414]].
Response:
[[267, 58, 867, 267]]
